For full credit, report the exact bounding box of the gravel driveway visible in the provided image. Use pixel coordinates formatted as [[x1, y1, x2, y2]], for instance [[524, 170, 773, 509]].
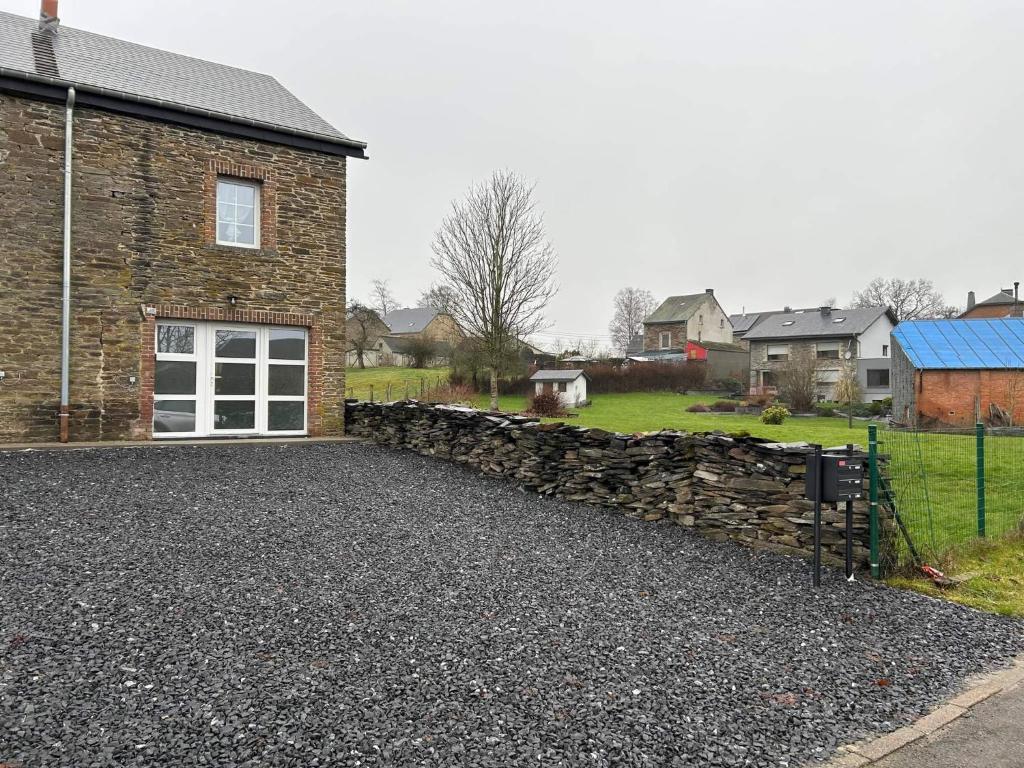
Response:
[[2, 442, 1021, 767]]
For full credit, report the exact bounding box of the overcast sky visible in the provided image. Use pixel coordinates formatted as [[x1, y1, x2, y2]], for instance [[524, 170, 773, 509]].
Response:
[[7, 0, 1024, 348]]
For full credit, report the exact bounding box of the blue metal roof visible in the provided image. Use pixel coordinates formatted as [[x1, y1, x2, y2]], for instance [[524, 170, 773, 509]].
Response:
[[893, 319, 1024, 369]]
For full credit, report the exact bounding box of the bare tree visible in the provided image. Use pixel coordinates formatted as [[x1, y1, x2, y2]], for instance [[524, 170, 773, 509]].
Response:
[[431, 170, 558, 410], [417, 283, 458, 314], [778, 349, 818, 413], [370, 279, 400, 318], [346, 300, 383, 369], [608, 287, 658, 353], [851, 277, 950, 321]]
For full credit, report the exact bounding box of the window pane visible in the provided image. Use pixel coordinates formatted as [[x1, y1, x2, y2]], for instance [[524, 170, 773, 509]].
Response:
[[153, 400, 195, 433], [155, 361, 196, 395], [218, 222, 237, 242], [157, 325, 194, 354], [268, 364, 305, 396], [216, 330, 256, 358], [217, 180, 236, 204], [217, 202, 234, 223], [215, 362, 255, 395], [237, 205, 254, 226], [214, 401, 255, 430], [234, 224, 255, 245], [235, 184, 256, 206], [269, 328, 305, 360], [268, 401, 304, 431]]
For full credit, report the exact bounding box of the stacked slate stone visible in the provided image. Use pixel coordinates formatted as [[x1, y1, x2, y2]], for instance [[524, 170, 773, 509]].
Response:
[[344, 400, 877, 568]]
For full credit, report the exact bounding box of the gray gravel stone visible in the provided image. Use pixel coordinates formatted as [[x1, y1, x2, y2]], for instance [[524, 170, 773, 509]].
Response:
[[1, 442, 1021, 767]]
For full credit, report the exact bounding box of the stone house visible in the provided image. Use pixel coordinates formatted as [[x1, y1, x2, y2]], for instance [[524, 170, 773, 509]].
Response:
[[0, 4, 366, 442], [744, 307, 896, 402], [960, 285, 1023, 319], [891, 318, 1024, 427], [642, 290, 733, 352], [382, 308, 464, 344]]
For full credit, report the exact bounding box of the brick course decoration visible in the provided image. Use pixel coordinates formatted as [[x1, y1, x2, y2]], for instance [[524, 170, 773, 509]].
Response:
[[345, 400, 881, 568], [0, 92, 347, 441]]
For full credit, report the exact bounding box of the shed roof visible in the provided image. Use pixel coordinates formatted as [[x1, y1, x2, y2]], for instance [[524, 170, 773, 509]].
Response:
[[744, 307, 893, 341], [645, 293, 713, 324], [893, 319, 1024, 369], [530, 369, 588, 382], [0, 10, 364, 155], [691, 340, 747, 353]]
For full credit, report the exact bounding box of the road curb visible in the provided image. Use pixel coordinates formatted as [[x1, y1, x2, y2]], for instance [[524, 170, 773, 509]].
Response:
[[828, 654, 1024, 766]]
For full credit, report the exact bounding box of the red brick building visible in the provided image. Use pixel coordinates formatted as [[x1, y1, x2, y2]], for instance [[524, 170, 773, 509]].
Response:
[[891, 319, 1024, 427], [0, 4, 366, 442], [960, 285, 1023, 319]]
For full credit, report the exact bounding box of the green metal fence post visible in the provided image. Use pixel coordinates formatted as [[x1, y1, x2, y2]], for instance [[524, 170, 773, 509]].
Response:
[[868, 424, 880, 579], [976, 422, 986, 537]]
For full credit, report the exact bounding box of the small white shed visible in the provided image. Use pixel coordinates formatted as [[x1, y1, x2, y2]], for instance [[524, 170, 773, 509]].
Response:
[[530, 369, 589, 406]]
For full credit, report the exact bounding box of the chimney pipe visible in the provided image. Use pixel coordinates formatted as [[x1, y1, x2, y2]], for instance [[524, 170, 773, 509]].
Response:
[[1015, 281, 1020, 301], [39, 0, 58, 30], [819, 306, 832, 317], [705, 288, 713, 295], [967, 290, 976, 310]]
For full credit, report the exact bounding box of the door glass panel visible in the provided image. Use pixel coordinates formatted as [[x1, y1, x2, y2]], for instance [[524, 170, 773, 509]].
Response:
[[268, 364, 305, 396], [157, 326, 194, 354], [216, 330, 256, 358], [215, 362, 255, 395], [153, 400, 196, 433], [155, 361, 196, 394], [268, 401, 304, 431], [269, 328, 305, 360], [214, 401, 255, 430]]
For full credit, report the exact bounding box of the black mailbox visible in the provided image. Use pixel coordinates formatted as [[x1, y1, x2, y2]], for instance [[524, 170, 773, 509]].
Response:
[[806, 452, 865, 502]]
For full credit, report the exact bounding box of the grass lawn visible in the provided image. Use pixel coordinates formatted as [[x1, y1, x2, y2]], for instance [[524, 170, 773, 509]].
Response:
[[474, 391, 871, 447], [345, 367, 450, 401], [888, 535, 1024, 617]]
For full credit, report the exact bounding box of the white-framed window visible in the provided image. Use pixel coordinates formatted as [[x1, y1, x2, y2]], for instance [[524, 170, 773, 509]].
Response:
[[816, 341, 842, 360], [766, 343, 789, 362], [557, 382, 568, 393], [659, 331, 671, 349], [216, 178, 260, 248]]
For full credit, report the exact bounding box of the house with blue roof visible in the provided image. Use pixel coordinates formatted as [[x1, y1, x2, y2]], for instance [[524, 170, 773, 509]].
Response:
[[891, 319, 1024, 427]]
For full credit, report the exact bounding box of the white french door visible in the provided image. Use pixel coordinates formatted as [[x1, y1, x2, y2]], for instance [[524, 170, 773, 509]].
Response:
[[153, 321, 307, 438]]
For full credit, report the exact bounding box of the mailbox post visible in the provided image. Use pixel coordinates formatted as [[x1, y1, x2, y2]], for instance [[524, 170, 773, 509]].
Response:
[[806, 446, 866, 585]]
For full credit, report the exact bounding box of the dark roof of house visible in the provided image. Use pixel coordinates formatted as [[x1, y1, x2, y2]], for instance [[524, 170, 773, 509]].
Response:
[[976, 289, 1019, 307], [744, 307, 894, 341], [383, 308, 440, 334], [0, 10, 365, 156], [893, 319, 1024, 369], [626, 351, 687, 362], [530, 369, 589, 382], [645, 293, 715, 324], [729, 308, 819, 335], [691, 340, 747, 353]]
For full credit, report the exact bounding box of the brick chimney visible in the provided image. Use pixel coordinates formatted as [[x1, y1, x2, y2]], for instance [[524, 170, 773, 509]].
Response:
[[39, 0, 59, 31], [705, 288, 714, 295]]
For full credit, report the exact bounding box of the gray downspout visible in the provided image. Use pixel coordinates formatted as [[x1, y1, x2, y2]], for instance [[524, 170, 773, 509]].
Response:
[[59, 86, 75, 442]]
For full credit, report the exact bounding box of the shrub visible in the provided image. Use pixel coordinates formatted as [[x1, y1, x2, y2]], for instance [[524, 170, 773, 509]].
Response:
[[878, 396, 893, 415], [686, 403, 711, 413], [527, 391, 567, 417], [425, 383, 478, 406], [814, 402, 837, 417], [710, 399, 739, 412], [760, 405, 791, 425], [744, 392, 775, 408], [713, 377, 745, 395]]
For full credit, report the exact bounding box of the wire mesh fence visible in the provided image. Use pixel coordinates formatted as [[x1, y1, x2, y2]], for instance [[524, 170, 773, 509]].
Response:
[[875, 425, 1024, 571]]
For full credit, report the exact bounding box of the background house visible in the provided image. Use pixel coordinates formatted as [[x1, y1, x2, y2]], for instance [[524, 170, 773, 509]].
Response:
[[891, 319, 1024, 427], [961, 285, 1023, 319], [642, 289, 734, 352], [744, 306, 896, 402], [382, 308, 464, 344], [345, 308, 390, 367], [530, 369, 589, 406], [729, 306, 818, 348]]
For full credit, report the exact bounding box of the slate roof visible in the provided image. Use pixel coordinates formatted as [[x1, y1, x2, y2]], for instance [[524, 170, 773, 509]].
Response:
[[530, 369, 589, 382], [383, 308, 441, 334], [975, 289, 1018, 307], [691, 340, 747, 353], [0, 10, 364, 152], [729, 308, 819, 336], [893, 319, 1024, 369], [743, 307, 893, 341], [645, 293, 714, 324], [624, 334, 644, 356]]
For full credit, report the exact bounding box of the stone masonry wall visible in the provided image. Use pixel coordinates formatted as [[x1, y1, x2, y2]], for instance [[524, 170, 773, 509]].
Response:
[[0, 92, 347, 441], [345, 400, 876, 568]]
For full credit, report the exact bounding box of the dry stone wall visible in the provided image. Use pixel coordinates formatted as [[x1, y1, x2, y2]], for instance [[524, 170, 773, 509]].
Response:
[[345, 400, 874, 568]]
